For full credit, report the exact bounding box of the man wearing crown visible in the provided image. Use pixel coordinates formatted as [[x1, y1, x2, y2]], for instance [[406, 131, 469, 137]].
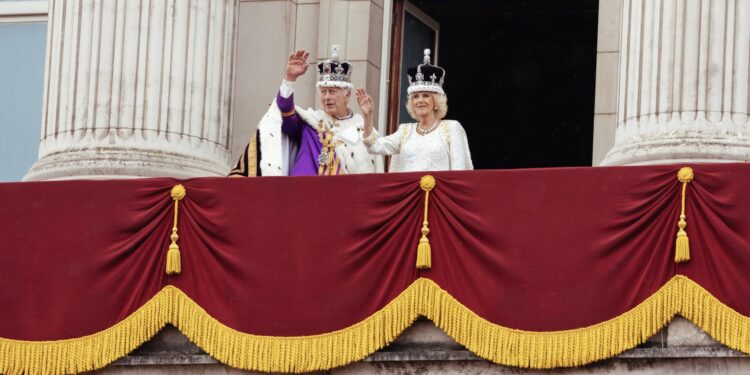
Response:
[[229, 47, 383, 177]]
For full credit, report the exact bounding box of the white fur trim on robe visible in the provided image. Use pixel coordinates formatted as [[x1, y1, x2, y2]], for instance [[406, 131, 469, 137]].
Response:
[[256, 100, 299, 176], [256, 101, 383, 176]]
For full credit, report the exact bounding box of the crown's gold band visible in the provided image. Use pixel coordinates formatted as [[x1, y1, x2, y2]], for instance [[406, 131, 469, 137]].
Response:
[[281, 109, 296, 118]]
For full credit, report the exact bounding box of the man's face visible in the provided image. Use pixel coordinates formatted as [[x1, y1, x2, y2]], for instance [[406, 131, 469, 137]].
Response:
[[319, 87, 350, 117]]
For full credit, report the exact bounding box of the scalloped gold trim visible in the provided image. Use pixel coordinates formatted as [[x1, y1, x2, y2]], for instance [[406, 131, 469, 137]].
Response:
[[2, 276, 750, 374]]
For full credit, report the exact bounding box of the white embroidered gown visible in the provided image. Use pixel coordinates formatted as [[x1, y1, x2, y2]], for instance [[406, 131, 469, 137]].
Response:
[[365, 120, 473, 172]]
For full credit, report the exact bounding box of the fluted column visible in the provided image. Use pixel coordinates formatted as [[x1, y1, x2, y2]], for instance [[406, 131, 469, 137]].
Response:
[[602, 0, 750, 166], [25, 0, 237, 180]]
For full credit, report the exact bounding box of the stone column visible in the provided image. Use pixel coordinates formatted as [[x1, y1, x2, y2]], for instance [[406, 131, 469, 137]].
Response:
[[25, 0, 237, 180], [601, 0, 750, 166]]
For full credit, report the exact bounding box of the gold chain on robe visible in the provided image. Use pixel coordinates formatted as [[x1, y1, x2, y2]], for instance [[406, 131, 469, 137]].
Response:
[[316, 120, 343, 176]]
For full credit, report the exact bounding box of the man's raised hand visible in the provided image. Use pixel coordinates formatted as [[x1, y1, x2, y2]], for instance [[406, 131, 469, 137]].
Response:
[[285, 50, 309, 81]]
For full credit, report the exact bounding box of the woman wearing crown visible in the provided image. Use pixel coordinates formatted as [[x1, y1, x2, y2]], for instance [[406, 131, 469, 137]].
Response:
[[358, 49, 473, 172]]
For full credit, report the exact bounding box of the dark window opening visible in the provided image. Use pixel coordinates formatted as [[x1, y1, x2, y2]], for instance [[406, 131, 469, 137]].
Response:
[[390, 0, 599, 169]]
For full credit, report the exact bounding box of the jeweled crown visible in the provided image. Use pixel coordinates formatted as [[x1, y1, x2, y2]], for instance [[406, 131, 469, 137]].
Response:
[[406, 49, 445, 95], [317, 45, 353, 89]]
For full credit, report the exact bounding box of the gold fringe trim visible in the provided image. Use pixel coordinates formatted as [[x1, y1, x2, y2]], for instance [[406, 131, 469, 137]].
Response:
[[676, 276, 750, 355], [4, 276, 750, 374], [0, 285, 420, 375], [426, 276, 750, 368], [423, 279, 677, 368], [0, 288, 169, 375]]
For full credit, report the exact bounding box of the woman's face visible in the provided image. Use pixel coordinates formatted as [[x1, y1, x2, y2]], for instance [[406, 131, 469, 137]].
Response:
[[411, 92, 435, 117]]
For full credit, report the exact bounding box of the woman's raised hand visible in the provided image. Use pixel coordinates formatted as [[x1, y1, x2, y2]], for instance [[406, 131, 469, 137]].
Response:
[[285, 50, 309, 81]]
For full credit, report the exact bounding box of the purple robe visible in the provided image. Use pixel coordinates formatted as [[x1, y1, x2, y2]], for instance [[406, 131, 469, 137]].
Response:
[[277, 93, 328, 176], [229, 92, 353, 177]]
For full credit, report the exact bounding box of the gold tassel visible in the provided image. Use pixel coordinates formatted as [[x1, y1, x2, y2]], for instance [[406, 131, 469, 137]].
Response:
[[166, 184, 186, 275], [675, 167, 694, 263], [417, 175, 436, 269]]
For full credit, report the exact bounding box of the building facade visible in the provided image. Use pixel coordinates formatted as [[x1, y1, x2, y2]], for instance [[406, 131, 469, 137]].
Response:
[[1, 0, 749, 373]]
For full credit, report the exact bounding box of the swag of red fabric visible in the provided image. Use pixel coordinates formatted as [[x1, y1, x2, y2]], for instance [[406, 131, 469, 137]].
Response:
[[1, 163, 749, 341]]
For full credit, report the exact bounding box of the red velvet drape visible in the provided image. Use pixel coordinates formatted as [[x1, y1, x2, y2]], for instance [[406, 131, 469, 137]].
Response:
[[2, 163, 750, 341]]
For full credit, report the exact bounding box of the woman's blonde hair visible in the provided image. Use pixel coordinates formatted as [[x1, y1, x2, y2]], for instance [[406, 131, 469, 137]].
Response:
[[406, 92, 448, 121]]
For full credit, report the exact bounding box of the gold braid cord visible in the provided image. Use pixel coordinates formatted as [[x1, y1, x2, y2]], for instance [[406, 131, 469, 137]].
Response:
[[675, 167, 694, 263], [166, 184, 186, 275], [5, 276, 750, 374], [416, 175, 436, 269], [247, 133, 258, 177]]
